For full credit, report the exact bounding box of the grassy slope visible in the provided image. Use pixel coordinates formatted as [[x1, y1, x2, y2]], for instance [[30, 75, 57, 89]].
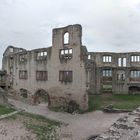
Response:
[[0, 105, 15, 115], [88, 94, 140, 112], [18, 112, 61, 140]]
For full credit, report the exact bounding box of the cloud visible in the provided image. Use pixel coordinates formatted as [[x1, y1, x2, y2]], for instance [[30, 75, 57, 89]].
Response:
[[0, 0, 140, 67]]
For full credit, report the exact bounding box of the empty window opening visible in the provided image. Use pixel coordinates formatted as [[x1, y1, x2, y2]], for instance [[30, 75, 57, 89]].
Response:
[[19, 49, 23, 52], [102, 84, 112, 93], [59, 71, 72, 82], [88, 54, 91, 60], [19, 70, 28, 79], [86, 70, 90, 87], [118, 58, 126, 67], [118, 58, 121, 67], [19, 54, 27, 62], [123, 58, 126, 67], [64, 32, 69, 44], [60, 48, 72, 60], [102, 69, 112, 77], [131, 56, 140, 62], [36, 51, 47, 60], [130, 70, 140, 78], [117, 74, 125, 81], [36, 71, 48, 81], [10, 67, 13, 74], [20, 88, 28, 98], [9, 57, 13, 67], [117, 70, 125, 81], [103, 56, 112, 62]]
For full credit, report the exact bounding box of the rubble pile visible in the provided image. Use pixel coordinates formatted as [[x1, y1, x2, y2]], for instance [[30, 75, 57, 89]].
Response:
[[94, 107, 140, 140]]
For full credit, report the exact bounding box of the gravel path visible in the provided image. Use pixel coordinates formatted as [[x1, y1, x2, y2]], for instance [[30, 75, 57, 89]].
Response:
[[8, 98, 126, 140]]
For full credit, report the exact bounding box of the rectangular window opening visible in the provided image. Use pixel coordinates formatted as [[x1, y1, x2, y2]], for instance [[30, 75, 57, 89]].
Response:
[[36, 71, 48, 81], [88, 54, 91, 60], [131, 55, 140, 62], [59, 48, 73, 60], [19, 54, 27, 62], [59, 71, 72, 82], [102, 69, 112, 77], [103, 56, 112, 62], [19, 70, 28, 79], [36, 51, 47, 60], [130, 70, 140, 78]]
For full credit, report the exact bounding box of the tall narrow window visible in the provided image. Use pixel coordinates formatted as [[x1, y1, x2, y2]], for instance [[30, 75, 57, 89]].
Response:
[[103, 56, 112, 62], [64, 32, 69, 44], [118, 58, 121, 67], [123, 58, 126, 67], [102, 69, 112, 77], [118, 58, 126, 67], [60, 48, 72, 60], [88, 54, 91, 60], [36, 51, 47, 60], [131, 55, 140, 62], [130, 70, 140, 78]]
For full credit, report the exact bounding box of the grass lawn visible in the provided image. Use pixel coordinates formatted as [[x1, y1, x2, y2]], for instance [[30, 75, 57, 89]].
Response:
[[11, 112, 61, 140], [0, 105, 60, 140], [0, 105, 15, 115], [88, 94, 140, 112]]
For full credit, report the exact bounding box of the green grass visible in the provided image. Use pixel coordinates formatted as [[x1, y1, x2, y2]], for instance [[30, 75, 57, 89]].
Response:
[[0, 105, 61, 139], [88, 94, 140, 112], [18, 112, 61, 140], [0, 105, 15, 115]]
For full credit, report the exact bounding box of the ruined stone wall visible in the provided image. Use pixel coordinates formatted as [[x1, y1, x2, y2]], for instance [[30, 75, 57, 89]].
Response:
[[3, 24, 140, 110], [88, 52, 140, 94], [94, 107, 140, 140], [2, 24, 88, 110]]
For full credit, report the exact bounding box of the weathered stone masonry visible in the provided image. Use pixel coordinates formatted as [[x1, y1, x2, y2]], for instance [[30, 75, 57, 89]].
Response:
[[88, 52, 140, 94], [2, 24, 88, 110], [2, 24, 140, 110]]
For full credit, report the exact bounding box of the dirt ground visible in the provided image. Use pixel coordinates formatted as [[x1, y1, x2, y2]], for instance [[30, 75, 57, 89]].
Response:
[[7, 98, 126, 140], [0, 118, 36, 140]]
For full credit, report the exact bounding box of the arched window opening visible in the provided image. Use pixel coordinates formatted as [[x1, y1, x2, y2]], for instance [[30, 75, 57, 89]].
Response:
[[64, 32, 69, 44]]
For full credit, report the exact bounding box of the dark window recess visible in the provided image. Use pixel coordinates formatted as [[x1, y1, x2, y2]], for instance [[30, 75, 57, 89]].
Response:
[[19, 54, 27, 62], [59, 48, 72, 60], [36, 71, 48, 81], [36, 51, 47, 60], [9, 57, 13, 67], [19, 70, 28, 79], [59, 71, 72, 82]]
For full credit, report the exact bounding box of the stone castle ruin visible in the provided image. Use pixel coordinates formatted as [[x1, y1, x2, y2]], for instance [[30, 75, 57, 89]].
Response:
[[2, 24, 140, 110], [2, 24, 88, 111], [0, 71, 8, 105]]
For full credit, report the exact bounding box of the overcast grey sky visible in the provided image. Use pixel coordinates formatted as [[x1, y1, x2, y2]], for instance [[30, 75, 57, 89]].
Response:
[[1, 0, 140, 67]]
